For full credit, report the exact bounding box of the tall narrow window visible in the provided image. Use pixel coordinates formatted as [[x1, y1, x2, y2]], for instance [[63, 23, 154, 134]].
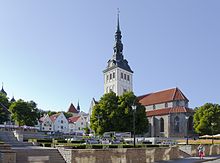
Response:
[[124, 74, 126, 80], [188, 116, 193, 131], [121, 73, 123, 79], [174, 116, 180, 133], [106, 75, 109, 81], [113, 72, 115, 78], [160, 118, 164, 132], [127, 75, 130, 81], [110, 74, 112, 79]]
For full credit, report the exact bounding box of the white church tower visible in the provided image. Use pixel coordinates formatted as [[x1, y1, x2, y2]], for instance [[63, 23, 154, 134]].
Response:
[[103, 12, 133, 96]]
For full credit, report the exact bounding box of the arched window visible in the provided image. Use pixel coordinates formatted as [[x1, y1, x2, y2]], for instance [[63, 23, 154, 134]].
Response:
[[160, 118, 164, 132], [174, 116, 180, 133], [188, 116, 193, 131]]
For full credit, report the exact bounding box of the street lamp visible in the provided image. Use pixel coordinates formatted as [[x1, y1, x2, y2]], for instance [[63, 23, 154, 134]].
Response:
[[96, 115, 102, 136], [211, 122, 216, 145], [185, 116, 189, 145], [132, 105, 137, 148]]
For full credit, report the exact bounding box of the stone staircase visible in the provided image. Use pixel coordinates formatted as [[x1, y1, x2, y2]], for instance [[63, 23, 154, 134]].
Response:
[[14, 148, 66, 163], [0, 131, 32, 147]]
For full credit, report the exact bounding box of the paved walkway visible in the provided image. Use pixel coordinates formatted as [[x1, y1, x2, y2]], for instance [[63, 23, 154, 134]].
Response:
[[156, 155, 220, 163]]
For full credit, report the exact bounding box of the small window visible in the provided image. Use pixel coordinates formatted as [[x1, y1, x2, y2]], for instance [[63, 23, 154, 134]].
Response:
[[110, 74, 112, 79], [165, 103, 168, 108], [81, 122, 83, 125], [49, 128, 51, 130], [123, 89, 127, 93], [176, 100, 179, 106], [127, 75, 130, 81], [121, 73, 123, 79], [124, 74, 126, 80], [42, 127, 45, 130], [107, 75, 109, 80], [113, 72, 115, 78], [61, 126, 63, 129], [78, 127, 80, 130], [153, 105, 156, 110], [61, 120, 63, 124]]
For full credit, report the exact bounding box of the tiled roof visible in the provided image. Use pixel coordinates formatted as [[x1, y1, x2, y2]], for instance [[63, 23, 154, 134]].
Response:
[[39, 116, 45, 123], [146, 107, 194, 117], [139, 87, 189, 106], [68, 103, 79, 113], [68, 116, 80, 123], [50, 113, 60, 122]]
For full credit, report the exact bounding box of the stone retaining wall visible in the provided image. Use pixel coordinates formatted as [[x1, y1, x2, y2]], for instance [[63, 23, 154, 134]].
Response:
[[57, 146, 180, 163], [0, 144, 16, 163]]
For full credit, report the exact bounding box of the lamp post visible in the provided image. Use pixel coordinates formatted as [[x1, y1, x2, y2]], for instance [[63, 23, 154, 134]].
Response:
[[211, 122, 216, 145], [132, 105, 137, 148], [96, 115, 102, 136], [185, 116, 189, 145]]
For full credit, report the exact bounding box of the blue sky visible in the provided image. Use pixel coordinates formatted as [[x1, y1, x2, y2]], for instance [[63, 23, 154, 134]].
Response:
[[0, 1, 219, 112]]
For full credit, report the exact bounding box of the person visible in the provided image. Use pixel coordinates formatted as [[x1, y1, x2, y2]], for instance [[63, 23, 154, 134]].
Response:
[[198, 144, 205, 159]]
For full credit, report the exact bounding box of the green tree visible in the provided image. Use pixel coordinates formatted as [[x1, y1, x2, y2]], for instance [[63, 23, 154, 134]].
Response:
[[0, 93, 10, 123], [91, 92, 118, 135], [9, 99, 40, 126], [63, 112, 73, 119], [194, 103, 220, 135], [47, 110, 58, 116], [90, 91, 149, 135]]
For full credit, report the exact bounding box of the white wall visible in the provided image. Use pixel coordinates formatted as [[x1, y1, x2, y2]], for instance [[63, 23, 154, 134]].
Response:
[[41, 115, 54, 132], [54, 113, 69, 133], [104, 67, 133, 96], [69, 116, 87, 133]]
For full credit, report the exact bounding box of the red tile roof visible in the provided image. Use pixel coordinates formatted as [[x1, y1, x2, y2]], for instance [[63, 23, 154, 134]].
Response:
[[68, 103, 78, 113], [50, 113, 60, 122], [68, 116, 80, 123], [146, 107, 194, 117], [139, 88, 189, 106]]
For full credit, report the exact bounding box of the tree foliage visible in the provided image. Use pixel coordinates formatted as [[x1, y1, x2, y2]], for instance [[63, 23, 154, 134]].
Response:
[[0, 93, 10, 123], [90, 91, 149, 135], [9, 99, 40, 126], [194, 103, 220, 135]]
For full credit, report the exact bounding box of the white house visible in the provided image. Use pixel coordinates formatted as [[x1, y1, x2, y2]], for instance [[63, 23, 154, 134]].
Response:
[[49, 112, 69, 133], [39, 114, 54, 132], [68, 115, 87, 134]]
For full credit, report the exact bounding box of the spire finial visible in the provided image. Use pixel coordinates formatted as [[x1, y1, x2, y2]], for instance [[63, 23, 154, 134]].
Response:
[[117, 8, 120, 32], [77, 100, 80, 112]]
